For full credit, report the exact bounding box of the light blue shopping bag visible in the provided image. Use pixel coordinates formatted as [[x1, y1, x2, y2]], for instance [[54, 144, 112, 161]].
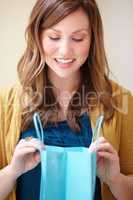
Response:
[[33, 113, 103, 200]]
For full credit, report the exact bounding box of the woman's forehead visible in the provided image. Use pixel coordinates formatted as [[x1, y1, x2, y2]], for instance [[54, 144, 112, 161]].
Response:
[[44, 8, 90, 34]]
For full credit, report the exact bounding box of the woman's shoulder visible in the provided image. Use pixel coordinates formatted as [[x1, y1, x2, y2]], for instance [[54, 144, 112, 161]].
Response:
[[110, 79, 133, 109], [110, 79, 132, 95], [0, 83, 22, 107], [0, 83, 21, 99]]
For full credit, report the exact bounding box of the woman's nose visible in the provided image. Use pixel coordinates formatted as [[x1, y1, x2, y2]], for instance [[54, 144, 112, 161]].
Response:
[[58, 39, 73, 57]]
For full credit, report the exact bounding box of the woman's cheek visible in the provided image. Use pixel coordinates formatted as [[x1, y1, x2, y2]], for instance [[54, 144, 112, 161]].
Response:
[[42, 40, 57, 56], [76, 43, 90, 63], [76, 50, 89, 64]]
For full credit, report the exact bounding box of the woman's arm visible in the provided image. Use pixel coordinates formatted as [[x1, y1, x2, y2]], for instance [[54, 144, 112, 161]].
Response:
[[93, 136, 133, 200], [108, 174, 133, 200], [0, 165, 17, 200], [110, 89, 133, 200], [0, 138, 44, 200]]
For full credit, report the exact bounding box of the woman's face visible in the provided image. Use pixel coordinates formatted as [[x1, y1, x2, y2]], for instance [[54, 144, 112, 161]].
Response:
[[41, 8, 91, 78]]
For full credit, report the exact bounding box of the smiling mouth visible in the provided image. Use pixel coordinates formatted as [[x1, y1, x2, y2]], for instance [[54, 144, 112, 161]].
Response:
[[55, 58, 75, 64]]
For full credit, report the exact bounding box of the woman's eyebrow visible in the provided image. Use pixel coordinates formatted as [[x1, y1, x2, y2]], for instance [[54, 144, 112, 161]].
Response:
[[49, 28, 89, 33]]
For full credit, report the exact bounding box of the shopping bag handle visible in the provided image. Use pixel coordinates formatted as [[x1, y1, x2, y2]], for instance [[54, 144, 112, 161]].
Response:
[[92, 115, 104, 143], [33, 112, 103, 144], [33, 112, 44, 142]]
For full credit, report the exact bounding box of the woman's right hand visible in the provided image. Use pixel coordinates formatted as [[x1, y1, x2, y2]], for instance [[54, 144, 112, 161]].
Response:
[[8, 138, 45, 179]]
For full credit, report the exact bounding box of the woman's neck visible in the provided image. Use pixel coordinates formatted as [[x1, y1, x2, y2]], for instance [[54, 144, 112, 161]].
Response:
[[47, 69, 82, 121], [47, 69, 81, 93]]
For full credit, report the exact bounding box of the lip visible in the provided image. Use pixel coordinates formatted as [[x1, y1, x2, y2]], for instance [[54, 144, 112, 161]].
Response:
[[55, 58, 75, 68], [56, 58, 74, 60]]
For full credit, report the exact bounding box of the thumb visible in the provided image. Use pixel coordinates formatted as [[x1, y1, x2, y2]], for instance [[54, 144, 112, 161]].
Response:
[[34, 151, 41, 162]]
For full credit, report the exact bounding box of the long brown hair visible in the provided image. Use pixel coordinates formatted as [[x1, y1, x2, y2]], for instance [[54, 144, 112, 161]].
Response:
[[18, 0, 114, 132]]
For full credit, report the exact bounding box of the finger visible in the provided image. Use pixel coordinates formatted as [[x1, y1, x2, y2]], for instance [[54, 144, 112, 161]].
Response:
[[34, 151, 41, 162], [97, 151, 113, 160], [97, 155, 105, 165], [16, 138, 45, 151], [89, 138, 113, 152], [16, 138, 32, 147], [25, 138, 44, 150], [26, 138, 45, 148], [90, 137, 107, 149], [96, 137, 107, 144], [18, 138, 41, 146], [15, 147, 38, 157], [96, 143, 116, 154], [17, 139, 26, 145]]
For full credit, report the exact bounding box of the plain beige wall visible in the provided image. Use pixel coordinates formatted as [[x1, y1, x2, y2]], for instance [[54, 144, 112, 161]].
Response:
[[0, 0, 36, 87], [99, 0, 133, 91], [0, 0, 133, 91]]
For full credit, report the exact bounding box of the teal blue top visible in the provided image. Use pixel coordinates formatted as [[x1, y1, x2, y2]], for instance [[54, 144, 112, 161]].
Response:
[[16, 112, 101, 200]]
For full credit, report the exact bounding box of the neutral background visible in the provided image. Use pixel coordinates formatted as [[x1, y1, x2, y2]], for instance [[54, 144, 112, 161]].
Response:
[[0, 0, 133, 91]]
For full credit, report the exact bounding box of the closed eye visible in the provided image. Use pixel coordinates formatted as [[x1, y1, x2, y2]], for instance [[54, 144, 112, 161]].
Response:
[[48, 36, 60, 41], [48, 36, 84, 42], [72, 38, 84, 42]]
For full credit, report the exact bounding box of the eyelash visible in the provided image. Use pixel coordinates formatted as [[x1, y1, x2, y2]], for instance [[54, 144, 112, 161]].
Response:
[[48, 37, 83, 42]]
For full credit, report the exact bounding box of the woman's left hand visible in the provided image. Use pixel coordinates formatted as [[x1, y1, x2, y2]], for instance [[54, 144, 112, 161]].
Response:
[[92, 137, 121, 185]]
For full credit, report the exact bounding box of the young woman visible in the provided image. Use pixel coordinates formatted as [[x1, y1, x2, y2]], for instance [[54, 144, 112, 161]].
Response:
[[0, 0, 133, 200]]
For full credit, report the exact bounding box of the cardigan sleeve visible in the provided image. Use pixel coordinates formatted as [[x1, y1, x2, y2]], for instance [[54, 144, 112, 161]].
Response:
[[0, 87, 14, 168], [0, 86, 20, 200], [0, 88, 6, 168], [101, 82, 133, 200], [0, 85, 22, 168], [119, 89, 133, 175]]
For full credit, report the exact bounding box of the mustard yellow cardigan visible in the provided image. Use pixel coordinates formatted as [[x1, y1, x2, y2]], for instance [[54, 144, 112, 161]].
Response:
[[0, 81, 133, 200]]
